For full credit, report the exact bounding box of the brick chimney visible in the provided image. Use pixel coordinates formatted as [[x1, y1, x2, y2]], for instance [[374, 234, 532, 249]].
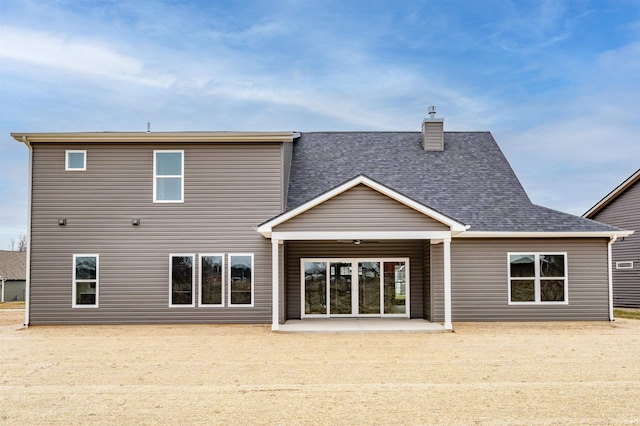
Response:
[[421, 106, 444, 151]]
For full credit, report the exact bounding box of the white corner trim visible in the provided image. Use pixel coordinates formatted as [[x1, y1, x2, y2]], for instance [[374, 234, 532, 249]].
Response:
[[257, 175, 466, 235]]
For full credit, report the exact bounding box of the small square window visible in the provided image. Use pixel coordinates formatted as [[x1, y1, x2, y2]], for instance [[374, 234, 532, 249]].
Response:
[[66, 150, 86, 171]]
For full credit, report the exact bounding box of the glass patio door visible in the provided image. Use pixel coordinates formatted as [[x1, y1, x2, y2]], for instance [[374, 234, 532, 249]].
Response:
[[302, 258, 409, 318]]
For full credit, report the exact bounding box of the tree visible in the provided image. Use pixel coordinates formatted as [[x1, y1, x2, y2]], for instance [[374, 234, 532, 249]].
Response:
[[8, 233, 28, 251]]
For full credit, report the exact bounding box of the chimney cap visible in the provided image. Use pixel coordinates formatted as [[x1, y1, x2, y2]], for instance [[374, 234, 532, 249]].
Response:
[[428, 106, 436, 118]]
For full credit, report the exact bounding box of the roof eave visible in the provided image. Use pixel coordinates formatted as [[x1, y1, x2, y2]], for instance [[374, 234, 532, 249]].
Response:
[[11, 131, 301, 144], [456, 230, 634, 238]]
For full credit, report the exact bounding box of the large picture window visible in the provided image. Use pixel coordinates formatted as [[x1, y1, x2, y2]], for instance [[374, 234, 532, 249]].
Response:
[[508, 253, 567, 304], [170, 254, 195, 306], [229, 254, 253, 306], [73, 254, 98, 307], [200, 254, 224, 306], [154, 150, 184, 202]]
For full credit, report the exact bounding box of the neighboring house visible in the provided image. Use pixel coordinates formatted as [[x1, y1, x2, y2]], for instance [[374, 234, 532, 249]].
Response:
[[0, 250, 26, 302], [584, 169, 640, 308], [11, 110, 631, 329]]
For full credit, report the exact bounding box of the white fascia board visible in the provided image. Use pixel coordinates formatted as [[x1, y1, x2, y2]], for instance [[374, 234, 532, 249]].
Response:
[[257, 175, 466, 235], [271, 231, 453, 241], [455, 231, 634, 238], [11, 131, 299, 144]]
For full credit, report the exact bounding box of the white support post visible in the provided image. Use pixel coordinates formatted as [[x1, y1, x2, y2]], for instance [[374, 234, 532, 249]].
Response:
[[443, 237, 453, 330], [271, 239, 280, 331]]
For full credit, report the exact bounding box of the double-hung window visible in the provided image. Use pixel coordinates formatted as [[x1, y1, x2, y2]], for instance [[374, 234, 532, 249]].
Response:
[[154, 150, 184, 202], [73, 254, 98, 307], [169, 254, 195, 307], [508, 253, 567, 304], [66, 150, 86, 171]]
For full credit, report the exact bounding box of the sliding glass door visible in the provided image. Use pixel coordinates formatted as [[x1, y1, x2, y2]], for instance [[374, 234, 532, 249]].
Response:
[[302, 258, 409, 318]]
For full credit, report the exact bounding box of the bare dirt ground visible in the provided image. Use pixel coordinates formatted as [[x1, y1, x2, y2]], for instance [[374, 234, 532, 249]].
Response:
[[1, 309, 639, 425]]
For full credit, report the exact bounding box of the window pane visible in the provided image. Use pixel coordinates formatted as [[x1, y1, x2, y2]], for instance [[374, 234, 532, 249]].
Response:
[[540, 255, 565, 277], [76, 281, 96, 305], [510, 255, 535, 277], [541, 280, 565, 301], [511, 280, 535, 302], [156, 177, 182, 201], [201, 256, 222, 305], [384, 261, 406, 314], [230, 255, 252, 305], [75, 256, 96, 280], [359, 262, 380, 314], [67, 152, 85, 169], [304, 262, 326, 314], [156, 152, 182, 175], [330, 262, 352, 314], [171, 256, 193, 305]]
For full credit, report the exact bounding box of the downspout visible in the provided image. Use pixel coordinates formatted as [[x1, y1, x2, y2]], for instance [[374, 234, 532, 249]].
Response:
[[607, 235, 618, 321], [22, 136, 32, 327]]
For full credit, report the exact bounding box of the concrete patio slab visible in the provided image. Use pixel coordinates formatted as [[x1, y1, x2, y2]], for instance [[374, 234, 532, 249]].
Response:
[[277, 318, 447, 333]]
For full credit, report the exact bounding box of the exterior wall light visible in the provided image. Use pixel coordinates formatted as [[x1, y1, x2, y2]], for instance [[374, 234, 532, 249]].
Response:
[[58, 219, 67, 226], [132, 219, 141, 226]]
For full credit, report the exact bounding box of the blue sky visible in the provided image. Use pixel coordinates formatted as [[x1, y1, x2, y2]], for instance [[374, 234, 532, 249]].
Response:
[[1, 0, 639, 249]]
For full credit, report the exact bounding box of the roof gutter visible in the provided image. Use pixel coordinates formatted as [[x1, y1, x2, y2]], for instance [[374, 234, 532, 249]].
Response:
[[11, 131, 300, 144], [608, 235, 618, 321]]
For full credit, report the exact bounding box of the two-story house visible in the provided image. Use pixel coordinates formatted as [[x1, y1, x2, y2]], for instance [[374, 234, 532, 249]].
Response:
[[12, 111, 631, 329]]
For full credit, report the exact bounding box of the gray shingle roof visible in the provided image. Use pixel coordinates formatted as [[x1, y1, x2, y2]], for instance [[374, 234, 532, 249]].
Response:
[[0, 251, 27, 280], [286, 132, 619, 233]]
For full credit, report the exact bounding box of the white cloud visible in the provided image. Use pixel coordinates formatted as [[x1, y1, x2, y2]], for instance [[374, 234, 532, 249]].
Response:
[[0, 26, 174, 87]]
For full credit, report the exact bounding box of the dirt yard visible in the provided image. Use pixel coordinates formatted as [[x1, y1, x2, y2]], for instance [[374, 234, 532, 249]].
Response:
[[1, 309, 639, 425]]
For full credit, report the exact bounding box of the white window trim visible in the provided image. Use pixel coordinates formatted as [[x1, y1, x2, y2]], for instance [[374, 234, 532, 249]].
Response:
[[169, 254, 196, 307], [72, 254, 99, 308], [508, 252, 569, 305], [199, 253, 225, 307], [153, 150, 184, 203], [65, 150, 87, 171], [616, 261, 634, 270], [228, 253, 254, 307], [300, 257, 411, 319]]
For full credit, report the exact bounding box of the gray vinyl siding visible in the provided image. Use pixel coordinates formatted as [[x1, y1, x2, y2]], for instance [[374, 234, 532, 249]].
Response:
[[422, 241, 431, 320], [29, 142, 283, 324], [443, 238, 610, 321], [283, 141, 293, 209], [590, 181, 640, 308], [274, 184, 449, 232], [430, 243, 444, 321], [284, 240, 425, 320]]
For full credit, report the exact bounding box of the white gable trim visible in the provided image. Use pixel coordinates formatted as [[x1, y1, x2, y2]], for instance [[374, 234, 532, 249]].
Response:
[[583, 168, 640, 218], [257, 175, 467, 237]]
